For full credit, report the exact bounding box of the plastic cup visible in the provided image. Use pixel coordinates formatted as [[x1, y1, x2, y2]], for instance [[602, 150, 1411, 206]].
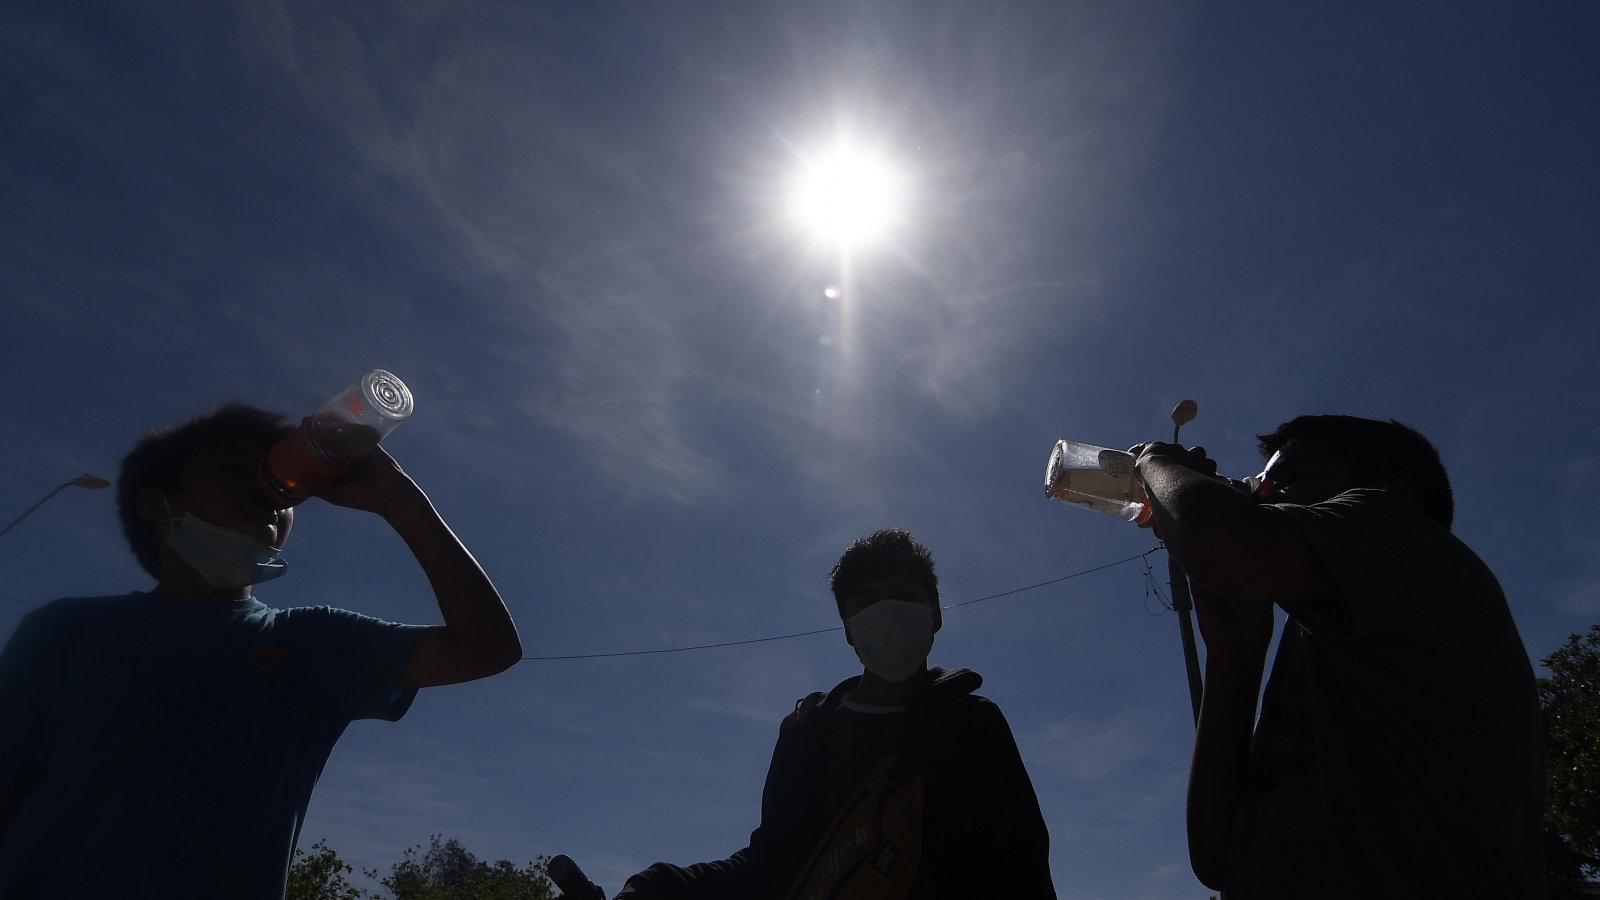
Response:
[[1044, 440, 1151, 524], [258, 369, 414, 506]]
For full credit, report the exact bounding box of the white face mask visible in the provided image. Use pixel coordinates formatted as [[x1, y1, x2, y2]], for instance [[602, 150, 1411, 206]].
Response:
[[846, 599, 935, 683], [165, 513, 288, 589]]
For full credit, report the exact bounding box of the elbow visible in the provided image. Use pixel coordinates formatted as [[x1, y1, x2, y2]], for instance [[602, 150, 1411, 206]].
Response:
[[489, 633, 524, 674], [498, 648, 523, 674], [465, 629, 523, 678], [1194, 867, 1225, 893], [1186, 800, 1232, 891], [1189, 848, 1226, 892]]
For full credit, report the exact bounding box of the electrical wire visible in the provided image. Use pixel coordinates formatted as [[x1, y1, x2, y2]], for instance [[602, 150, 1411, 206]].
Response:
[[941, 549, 1159, 610], [0, 550, 1166, 661], [520, 547, 1162, 661], [1, 592, 41, 610], [1143, 548, 1174, 615]]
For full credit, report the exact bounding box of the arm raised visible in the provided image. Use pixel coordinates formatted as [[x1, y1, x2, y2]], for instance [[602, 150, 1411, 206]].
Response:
[[304, 448, 522, 688]]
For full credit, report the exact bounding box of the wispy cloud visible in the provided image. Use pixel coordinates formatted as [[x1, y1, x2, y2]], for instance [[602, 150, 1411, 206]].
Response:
[[684, 645, 828, 725], [232, 2, 733, 500], [1553, 573, 1600, 617], [223, 1, 1186, 508], [1025, 705, 1169, 783]]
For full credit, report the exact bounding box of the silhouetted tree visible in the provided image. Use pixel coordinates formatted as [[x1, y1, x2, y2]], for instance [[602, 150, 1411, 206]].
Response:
[[1542, 624, 1600, 899], [288, 836, 555, 900], [286, 839, 369, 900], [373, 835, 554, 900]]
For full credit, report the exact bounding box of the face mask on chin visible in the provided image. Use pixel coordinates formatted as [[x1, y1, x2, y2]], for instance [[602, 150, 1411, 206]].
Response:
[[846, 599, 935, 683], [165, 512, 288, 589]]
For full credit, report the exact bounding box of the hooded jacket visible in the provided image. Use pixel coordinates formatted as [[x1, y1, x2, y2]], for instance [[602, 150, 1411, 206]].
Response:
[[627, 666, 1056, 899]]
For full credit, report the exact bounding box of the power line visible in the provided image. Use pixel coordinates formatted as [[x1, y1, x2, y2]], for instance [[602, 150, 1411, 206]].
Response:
[[0, 592, 41, 610], [520, 547, 1161, 661], [942, 549, 1160, 610], [522, 625, 846, 661], [0, 549, 1165, 661]]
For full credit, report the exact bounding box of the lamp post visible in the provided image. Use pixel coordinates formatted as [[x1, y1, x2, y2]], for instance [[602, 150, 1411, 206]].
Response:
[[0, 475, 111, 541], [1167, 401, 1204, 725]]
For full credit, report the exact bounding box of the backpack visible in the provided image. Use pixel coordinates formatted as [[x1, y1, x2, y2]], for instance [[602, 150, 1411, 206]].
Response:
[[781, 697, 928, 900]]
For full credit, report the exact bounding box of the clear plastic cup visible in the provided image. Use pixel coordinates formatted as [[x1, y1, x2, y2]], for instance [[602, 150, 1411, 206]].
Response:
[[258, 370, 414, 506], [1044, 440, 1151, 524]]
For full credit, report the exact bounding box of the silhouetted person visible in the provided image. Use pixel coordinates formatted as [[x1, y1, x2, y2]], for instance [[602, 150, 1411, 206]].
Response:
[[1134, 415, 1544, 898], [616, 528, 1055, 900], [0, 404, 523, 898]]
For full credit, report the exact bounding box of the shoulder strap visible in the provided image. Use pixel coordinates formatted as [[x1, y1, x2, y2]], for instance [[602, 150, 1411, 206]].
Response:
[[781, 689, 830, 735]]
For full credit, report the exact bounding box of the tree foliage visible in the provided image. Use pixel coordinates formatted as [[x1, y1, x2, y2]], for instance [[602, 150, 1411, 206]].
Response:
[[287, 835, 553, 900], [375, 835, 554, 900], [1541, 623, 1600, 898], [286, 840, 368, 900]]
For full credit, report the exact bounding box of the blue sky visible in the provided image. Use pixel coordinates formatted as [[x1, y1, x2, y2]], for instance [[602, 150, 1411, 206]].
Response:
[[2, 2, 1597, 898]]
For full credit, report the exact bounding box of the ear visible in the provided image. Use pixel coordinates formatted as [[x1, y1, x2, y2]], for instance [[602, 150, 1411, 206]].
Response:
[[932, 605, 943, 634], [135, 489, 171, 524]]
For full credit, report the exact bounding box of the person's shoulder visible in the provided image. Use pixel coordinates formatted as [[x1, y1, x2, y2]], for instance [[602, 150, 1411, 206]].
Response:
[[269, 603, 392, 626], [1324, 487, 1412, 509], [26, 592, 147, 624], [925, 667, 1008, 720], [1272, 487, 1462, 562], [1294, 488, 1438, 529], [1, 594, 146, 653], [927, 666, 985, 699], [271, 603, 340, 620], [945, 690, 1006, 722], [780, 675, 862, 733], [1292, 488, 1473, 562], [780, 690, 829, 732], [241, 604, 369, 647]]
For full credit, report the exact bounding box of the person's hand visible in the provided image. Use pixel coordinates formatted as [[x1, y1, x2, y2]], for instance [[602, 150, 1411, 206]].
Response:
[[1191, 582, 1274, 661], [1126, 442, 1220, 535], [614, 883, 655, 900], [1128, 442, 1219, 478], [295, 446, 423, 519]]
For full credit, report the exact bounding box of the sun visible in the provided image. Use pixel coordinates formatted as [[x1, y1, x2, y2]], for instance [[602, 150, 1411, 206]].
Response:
[[786, 141, 906, 248]]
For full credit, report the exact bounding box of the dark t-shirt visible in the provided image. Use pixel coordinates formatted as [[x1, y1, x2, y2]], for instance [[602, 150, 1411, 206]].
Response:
[[0, 591, 427, 900], [820, 699, 908, 816], [1226, 490, 1546, 899]]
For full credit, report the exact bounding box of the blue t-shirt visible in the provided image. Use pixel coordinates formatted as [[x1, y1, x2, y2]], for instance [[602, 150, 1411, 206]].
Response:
[[0, 591, 428, 899]]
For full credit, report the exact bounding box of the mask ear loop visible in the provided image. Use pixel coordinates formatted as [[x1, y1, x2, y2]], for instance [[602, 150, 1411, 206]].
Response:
[[159, 496, 183, 526]]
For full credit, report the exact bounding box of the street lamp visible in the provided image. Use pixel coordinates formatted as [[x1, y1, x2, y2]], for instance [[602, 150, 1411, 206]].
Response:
[[0, 474, 111, 541]]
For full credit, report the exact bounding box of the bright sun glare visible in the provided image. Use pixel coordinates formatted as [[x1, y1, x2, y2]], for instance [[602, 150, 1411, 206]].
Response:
[[787, 142, 906, 247]]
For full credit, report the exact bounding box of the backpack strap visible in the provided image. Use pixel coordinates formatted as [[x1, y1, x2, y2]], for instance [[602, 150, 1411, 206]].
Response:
[[791, 690, 828, 722], [780, 679, 938, 900]]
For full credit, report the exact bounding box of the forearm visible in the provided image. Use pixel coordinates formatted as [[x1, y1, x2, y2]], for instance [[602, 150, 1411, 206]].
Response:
[[1141, 461, 1259, 571], [383, 482, 522, 682], [1140, 454, 1330, 605], [625, 852, 760, 899], [1186, 649, 1267, 890]]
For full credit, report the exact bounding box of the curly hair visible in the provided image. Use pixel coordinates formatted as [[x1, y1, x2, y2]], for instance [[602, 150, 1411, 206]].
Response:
[[827, 528, 940, 620], [116, 404, 291, 578]]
